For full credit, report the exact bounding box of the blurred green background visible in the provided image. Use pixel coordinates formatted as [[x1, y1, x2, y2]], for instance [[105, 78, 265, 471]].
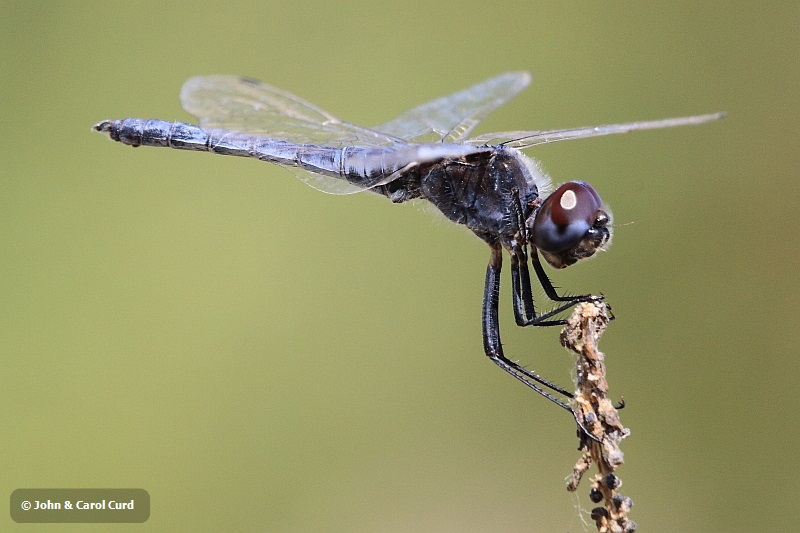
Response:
[[1, 1, 797, 531]]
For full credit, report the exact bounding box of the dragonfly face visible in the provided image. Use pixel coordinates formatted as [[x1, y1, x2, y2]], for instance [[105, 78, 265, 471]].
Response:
[[531, 181, 612, 269], [94, 73, 723, 431]]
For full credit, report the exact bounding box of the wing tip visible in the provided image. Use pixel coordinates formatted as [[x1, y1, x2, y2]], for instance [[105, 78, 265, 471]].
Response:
[[505, 71, 533, 87], [676, 111, 727, 126]]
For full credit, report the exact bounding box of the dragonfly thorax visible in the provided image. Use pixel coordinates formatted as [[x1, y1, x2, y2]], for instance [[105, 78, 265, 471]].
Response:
[[417, 146, 544, 247]]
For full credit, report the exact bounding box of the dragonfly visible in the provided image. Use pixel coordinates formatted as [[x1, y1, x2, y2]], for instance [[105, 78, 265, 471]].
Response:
[[94, 72, 723, 432]]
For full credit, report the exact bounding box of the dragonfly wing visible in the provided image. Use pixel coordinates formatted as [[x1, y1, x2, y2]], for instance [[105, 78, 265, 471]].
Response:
[[180, 75, 402, 147], [467, 113, 726, 148], [277, 142, 487, 196], [281, 143, 408, 195], [280, 166, 368, 195], [374, 72, 532, 143]]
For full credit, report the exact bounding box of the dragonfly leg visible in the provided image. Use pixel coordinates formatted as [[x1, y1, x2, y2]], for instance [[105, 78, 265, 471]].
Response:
[[485, 245, 604, 441], [483, 245, 574, 405], [530, 247, 599, 304], [510, 245, 536, 325], [511, 245, 602, 326]]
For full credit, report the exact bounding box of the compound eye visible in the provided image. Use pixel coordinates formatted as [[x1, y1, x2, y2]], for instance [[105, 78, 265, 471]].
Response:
[[532, 181, 606, 254]]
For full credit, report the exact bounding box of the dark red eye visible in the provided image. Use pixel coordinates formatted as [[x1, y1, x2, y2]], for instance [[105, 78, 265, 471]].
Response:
[[532, 181, 607, 254]]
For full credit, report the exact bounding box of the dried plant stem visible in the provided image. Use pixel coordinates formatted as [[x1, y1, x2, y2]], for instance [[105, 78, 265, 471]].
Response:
[[561, 301, 635, 533]]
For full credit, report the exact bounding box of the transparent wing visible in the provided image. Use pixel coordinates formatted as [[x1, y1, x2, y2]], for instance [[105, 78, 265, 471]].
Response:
[[466, 112, 726, 148], [273, 143, 487, 196], [281, 167, 366, 196], [374, 72, 532, 143], [180, 75, 403, 147]]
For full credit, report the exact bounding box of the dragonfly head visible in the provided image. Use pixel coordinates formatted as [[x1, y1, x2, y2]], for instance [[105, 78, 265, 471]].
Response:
[[529, 181, 612, 269]]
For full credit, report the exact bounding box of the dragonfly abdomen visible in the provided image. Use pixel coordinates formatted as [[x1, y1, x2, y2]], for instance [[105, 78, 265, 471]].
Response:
[[94, 119, 348, 178], [94, 118, 429, 190], [94, 119, 213, 151]]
